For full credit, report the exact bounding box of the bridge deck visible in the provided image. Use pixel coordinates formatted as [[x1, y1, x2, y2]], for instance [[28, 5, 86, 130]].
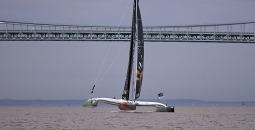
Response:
[[1, 21, 255, 43]]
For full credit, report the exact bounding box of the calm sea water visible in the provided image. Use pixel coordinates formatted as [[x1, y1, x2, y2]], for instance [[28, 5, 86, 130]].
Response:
[[0, 100, 84, 106], [1, 105, 255, 130]]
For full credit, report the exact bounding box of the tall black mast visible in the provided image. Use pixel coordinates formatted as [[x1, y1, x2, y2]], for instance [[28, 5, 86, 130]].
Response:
[[122, 0, 137, 100]]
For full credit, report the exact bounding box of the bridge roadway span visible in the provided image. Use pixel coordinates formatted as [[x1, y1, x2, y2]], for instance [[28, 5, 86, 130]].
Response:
[[0, 21, 255, 43]]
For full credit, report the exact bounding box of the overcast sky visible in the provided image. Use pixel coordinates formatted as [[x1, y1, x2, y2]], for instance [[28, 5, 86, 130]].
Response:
[[0, 0, 255, 101]]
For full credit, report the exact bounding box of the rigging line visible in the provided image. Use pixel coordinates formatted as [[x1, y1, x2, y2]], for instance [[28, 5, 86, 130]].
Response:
[[97, 43, 129, 87], [96, 1, 131, 86], [90, 1, 130, 90], [93, 43, 113, 85], [117, 0, 132, 26]]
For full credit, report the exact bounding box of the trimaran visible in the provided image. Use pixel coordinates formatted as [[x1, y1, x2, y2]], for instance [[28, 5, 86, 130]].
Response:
[[83, 0, 174, 112]]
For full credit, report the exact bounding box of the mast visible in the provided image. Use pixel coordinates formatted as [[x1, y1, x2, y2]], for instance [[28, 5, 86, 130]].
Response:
[[122, 0, 144, 100], [122, 0, 137, 100]]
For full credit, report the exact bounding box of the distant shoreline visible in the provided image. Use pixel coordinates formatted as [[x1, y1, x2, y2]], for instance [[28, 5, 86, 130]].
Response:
[[1, 99, 255, 106]]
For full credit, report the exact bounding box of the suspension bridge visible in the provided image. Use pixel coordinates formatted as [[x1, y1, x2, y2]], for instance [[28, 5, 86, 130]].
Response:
[[0, 20, 255, 43]]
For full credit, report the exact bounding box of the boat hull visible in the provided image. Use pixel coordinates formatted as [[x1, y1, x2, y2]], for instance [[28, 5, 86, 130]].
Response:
[[156, 106, 175, 112], [118, 103, 137, 111], [83, 98, 174, 112]]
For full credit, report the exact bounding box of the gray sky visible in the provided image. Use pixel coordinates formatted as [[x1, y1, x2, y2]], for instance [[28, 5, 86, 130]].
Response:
[[0, 0, 255, 101]]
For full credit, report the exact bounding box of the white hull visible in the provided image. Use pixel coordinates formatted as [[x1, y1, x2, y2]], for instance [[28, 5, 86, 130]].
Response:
[[83, 98, 174, 112], [91, 98, 167, 107]]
